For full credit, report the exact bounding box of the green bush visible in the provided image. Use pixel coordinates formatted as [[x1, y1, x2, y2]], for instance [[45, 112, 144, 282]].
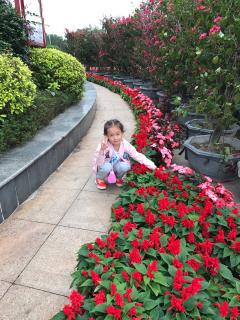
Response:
[[0, 53, 36, 118], [29, 48, 86, 99], [0, 90, 77, 152]]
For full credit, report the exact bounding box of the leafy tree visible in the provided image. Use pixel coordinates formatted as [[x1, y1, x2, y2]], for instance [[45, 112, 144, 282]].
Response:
[[0, 0, 28, 56], [65, 27, 104, 68], [46, 33, 68, 52]]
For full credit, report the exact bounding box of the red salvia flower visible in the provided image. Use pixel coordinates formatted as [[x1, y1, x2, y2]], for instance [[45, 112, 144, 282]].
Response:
[[147, 260, 158, 279], [136, 203, 145, 215], [230, 306, 239, 320], [167, 235, 180, 255], [203, 255, 219, 276], [215, 301, 229, 317], [227, 229, 237, 241], [91, 271, 101, 286], [186, 232, 195, 244], [110, 283, 117, 296], [115, 293, 124, 308], [69, 290, 85, 314], [136, 228, 143, 238], [145, 209, 155, 225], [214, 229, 225, 243], [173, 258, 183, 269], [127, 307, 137, 317], [129, 248, 142, 264], [181, 218, 194, 229], [63, 305, 75, 320], [173, 269, 185, 291], [230, 241, 240, 253], [132, 271, 143, 283], [94, 290, 106, 305], [106, 305, 122, 319], [124, 288, 132, 302], [187, 259, 201, 271], [88, 252, 100, 265]]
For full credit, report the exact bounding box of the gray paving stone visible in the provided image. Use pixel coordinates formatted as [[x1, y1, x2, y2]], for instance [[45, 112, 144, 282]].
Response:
[[0, 219, 54, 282], [59, 190, 116, 232], [0, 285, 67, 320], [14, 188, 80, 224], [16, 226, 102, 295], [0, 281, 11, 299]]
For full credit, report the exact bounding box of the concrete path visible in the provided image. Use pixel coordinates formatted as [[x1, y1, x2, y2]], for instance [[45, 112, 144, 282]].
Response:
[[0, 83, 135, 320]]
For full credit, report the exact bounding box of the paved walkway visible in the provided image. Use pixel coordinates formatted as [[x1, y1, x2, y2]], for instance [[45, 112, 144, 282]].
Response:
[[0, 83, 135, 320], [0, 83, 239, 320]]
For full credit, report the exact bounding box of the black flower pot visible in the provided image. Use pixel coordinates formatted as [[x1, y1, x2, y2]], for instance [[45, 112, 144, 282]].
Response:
[[184, 135, 240, 181], [185, 119, 236, 138], [140, 86, 159, 103]]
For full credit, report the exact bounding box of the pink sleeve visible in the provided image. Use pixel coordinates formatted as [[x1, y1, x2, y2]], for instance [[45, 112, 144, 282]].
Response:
[[126, 141, 157, 170], [92, 144, 106, 173]]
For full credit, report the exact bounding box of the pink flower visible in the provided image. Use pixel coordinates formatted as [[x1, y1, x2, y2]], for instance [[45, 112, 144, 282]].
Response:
[[170, 35, 176, 42], [199, 33, 207, 40], [197, 5, 206, 11], [214, 16, 222, 24], [209, 25, 221, 34]]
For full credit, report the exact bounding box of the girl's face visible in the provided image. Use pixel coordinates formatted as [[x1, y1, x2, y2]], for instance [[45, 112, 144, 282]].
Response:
[[106, 126, 123, 148]]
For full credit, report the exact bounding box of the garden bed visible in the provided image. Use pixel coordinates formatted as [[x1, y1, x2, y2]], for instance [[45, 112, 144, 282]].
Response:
[[52, 75, 240, 320]]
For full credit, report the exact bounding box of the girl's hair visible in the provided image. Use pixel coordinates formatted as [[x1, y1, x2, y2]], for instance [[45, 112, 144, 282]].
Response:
[[104, 119, 124, 135]]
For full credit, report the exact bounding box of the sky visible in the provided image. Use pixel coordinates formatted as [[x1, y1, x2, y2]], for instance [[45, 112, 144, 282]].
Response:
[[41, 0, 143, 36]]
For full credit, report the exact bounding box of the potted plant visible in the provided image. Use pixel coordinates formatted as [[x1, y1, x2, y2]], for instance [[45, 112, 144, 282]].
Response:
[[181, 0, 240, 181]]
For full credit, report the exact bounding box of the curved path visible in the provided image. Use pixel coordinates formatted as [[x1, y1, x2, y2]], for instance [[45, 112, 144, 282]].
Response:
[[0, 83, 135, 320]]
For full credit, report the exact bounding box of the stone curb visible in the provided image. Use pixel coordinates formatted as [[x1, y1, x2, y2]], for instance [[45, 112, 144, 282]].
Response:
[[0, 81, 96, 223]]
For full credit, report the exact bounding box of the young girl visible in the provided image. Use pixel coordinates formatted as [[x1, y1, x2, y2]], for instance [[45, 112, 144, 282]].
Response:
[[93, 119, 156, 190]]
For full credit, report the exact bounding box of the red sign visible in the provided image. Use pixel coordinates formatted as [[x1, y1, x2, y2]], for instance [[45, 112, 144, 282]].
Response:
[[13, 0, 46, 47]]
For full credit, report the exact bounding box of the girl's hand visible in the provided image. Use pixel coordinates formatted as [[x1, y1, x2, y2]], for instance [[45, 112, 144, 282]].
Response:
[[100, 136, 108, 151]]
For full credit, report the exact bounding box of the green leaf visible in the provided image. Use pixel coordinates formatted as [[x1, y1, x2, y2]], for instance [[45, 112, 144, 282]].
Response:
[[154, 273, 171, 287], [236, 281, 240, 294], [144, 275, 150, 286], [123, 302, 136, 313], [223, 247, 232, 258], [50, 311, 66, 320], [150, 305, 163, 320], [219, 263, 234, 282], [160, 235, 168, 247], [130, 285, 139, 300], [80, 279, 93, 287], [144, 299, 160, 311], [133, 263, 147, 274], [100, 280, 111, 289], [91, 303, 108, 313], [159, 254, 173, 266], [149, 282, 161, 296], [78, 246, 89, 257], [168, 265, 176, 277], [176, 313, 187, 320]]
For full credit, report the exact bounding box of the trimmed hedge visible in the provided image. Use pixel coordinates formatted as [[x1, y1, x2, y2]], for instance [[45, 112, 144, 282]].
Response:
[[0, 90, 77, 152], [0, 53, 36, 119], [29, 48, 86, 99]]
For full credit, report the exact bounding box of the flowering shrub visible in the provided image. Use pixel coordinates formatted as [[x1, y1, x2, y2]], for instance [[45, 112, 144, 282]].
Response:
[[101, 16, 141, 75], [65, 28, 104, 68], [52, 76, 239, 320]]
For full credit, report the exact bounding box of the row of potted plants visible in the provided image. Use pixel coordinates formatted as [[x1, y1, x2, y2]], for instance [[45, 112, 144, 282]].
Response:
[[52, 74, 240, 320], [65, 0, 240, 182]]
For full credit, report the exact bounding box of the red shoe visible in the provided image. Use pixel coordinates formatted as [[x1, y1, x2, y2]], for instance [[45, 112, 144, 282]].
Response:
[[116, 178, 124, 187], [95, 178, 107, 190]]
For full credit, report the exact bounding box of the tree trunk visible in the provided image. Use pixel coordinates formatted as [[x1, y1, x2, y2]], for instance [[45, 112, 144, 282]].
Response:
[[208, 125, 224, 151]]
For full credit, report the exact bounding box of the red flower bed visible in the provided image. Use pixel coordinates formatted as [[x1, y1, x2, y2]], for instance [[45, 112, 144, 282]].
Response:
[[52, 74, 239, 320]]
